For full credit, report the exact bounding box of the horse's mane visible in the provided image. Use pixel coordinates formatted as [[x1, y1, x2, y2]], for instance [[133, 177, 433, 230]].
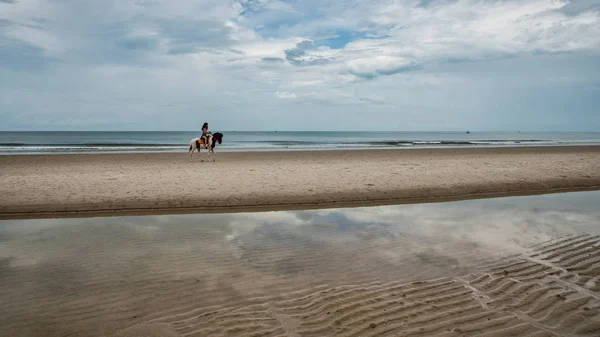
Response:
[[212, 132, 223, 144]]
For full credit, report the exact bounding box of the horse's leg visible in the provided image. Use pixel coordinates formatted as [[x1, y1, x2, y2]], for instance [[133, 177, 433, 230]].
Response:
[[210, 147, 216, 161], [206, 138, 213, 162]]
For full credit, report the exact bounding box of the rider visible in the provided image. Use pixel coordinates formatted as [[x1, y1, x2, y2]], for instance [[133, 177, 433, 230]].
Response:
[[201, 122, 212, 145]]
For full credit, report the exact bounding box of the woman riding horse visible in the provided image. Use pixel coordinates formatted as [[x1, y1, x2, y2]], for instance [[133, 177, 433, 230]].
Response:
[[189, 131, 223, 161], [201, 122, 212, 145]]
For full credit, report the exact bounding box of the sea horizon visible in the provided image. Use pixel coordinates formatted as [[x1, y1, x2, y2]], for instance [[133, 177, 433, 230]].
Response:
[[1, 130, 599, 155]]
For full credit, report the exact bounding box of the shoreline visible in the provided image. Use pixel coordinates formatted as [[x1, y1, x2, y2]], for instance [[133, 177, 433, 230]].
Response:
[[2, 185, 600, 221], [1, 145, 599, 220], [2, 141, 600, 156]]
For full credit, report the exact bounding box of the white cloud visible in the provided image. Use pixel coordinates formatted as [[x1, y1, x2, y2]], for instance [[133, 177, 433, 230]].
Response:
[[0, 0, 599, 130], [275, 91, 298, 99], [288, 0, 600, 77]]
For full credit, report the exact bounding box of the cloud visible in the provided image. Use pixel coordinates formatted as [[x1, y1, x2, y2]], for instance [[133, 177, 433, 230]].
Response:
[[115, 35, 161, 50], [284, 39, 331, 66], [261, 56, 284, 62], [0, 35, 52, 70], [560, 0, 600, 16], [275, 91, 297, 99], [347, 56, 415, 78], [0, 0, 599, 131], [158, 19, 235, 54], [3, 24, 66, 57], [417, 0, 457, 8]]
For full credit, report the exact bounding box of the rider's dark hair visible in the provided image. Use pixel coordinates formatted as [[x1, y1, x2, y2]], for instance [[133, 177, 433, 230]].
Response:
[[202, 122, 208, 130]]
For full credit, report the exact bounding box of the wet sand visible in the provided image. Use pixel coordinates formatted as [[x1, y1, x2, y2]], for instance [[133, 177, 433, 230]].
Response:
[[1, 146, 600, 219], [1, 193, 599, 337]]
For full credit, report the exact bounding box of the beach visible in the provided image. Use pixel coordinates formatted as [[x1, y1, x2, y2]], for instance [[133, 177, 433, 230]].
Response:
[[3, 0, 600, 335], [1, 145, 599, 219], [1, 193, 600, 337], [1, 145, 600, 218]]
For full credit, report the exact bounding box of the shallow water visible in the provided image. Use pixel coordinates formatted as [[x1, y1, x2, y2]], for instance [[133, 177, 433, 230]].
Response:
[[1, 191, 599, 337]]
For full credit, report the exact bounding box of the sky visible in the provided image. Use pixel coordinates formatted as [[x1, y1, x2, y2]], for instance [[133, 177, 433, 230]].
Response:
[[1, 0, 599, 131]]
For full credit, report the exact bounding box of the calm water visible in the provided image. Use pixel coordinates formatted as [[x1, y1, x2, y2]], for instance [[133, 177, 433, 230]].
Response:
[[1, 191, 599, 285], [1, 191, 599, 337], [1, 131, 599, 154], [2, 191, 599, 253]]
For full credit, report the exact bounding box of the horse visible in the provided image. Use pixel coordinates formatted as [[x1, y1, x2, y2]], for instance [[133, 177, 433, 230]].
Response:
[[189, 132, 223, 162]]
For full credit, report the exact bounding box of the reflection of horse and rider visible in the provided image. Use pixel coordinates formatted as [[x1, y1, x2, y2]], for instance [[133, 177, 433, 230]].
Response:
[[188, 122, 224, 161]]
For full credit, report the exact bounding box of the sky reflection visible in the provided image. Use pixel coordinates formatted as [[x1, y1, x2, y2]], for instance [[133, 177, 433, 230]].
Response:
[[1, 191, 599, 337], [1, 191, 599, 278]]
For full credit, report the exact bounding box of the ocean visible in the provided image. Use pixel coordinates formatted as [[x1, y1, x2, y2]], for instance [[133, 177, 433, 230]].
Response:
[[1, 131, 599, 154]]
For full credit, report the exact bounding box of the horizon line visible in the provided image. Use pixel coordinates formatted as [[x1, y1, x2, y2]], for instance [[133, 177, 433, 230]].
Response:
[[1, 130, 600, 133]]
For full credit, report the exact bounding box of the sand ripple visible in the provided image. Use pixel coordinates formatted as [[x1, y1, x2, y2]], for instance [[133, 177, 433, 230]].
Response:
[[131, 235, 600, 337]]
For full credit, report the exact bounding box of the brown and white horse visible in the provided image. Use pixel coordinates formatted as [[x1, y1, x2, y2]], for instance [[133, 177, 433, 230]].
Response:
[[189, 132, 223, 161]]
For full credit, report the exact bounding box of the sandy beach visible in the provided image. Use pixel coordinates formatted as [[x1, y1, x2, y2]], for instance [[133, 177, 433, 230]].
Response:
[[1, 193, 599, 337], [1, 146, 599, 219]]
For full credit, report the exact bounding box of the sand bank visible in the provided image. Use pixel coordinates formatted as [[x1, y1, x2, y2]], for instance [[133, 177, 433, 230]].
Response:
[[1, 145, 599, 219]]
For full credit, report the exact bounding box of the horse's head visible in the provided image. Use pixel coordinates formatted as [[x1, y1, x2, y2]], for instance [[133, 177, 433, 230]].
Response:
[[213, 132, 223, 144]]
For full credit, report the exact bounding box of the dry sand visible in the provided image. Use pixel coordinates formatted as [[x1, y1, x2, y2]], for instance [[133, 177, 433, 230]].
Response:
[[1, 146, 600, 219], [0, 198, 599, 337]]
